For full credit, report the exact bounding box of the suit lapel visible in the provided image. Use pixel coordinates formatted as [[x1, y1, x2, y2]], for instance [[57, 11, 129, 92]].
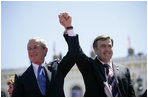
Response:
[[29, 65, 42, 95], [44, 63, 52, 83], [112, 62, 123, 96], [44, 63, 52, 95], [92, 58, 106, 87], [112, 62, 120, 84]]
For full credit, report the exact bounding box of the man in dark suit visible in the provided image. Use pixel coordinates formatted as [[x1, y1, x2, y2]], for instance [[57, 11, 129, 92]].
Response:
[[12, 13, 78, 97], [62, 13, 136, 97]]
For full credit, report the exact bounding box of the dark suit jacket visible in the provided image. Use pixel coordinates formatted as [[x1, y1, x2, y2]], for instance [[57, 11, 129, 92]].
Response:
[[75, 35, 135, 97], [12, 35, 79, 97]]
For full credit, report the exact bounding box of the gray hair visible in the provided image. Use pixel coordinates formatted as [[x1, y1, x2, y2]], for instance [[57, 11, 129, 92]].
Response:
[[28, 37, 48, 49]]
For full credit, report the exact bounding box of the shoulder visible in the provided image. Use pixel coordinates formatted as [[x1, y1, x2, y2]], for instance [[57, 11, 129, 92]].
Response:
[[113, 62, 127, 68], [49, 59, 60, 65], [15, 65, 33, 78], [113, 62, 130, 72], [46, 59, 60, 70]]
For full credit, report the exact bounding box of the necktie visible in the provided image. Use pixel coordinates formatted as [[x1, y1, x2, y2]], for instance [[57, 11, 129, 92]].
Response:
[[104, 64, 119, 97], [37, 66, 46, 96]]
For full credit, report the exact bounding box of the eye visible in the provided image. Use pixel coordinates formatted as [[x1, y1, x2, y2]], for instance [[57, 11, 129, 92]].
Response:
[[28, 47, 31, 51], [108, 44, 112, 48], [101, 44, 106, 48]]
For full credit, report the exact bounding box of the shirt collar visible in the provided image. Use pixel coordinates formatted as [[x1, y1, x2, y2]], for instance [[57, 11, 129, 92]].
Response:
[[97, 57, 112, 68], [32, 61, 46, 72]]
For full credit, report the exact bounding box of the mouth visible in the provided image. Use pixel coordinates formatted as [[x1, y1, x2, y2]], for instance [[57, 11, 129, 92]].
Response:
[[104, 53, 110, 56]]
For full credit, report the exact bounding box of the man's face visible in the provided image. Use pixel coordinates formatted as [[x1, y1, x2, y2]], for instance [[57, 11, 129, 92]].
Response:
[[27, 40, 48, 65], [94, 39, 113, 63], [8, 84, 13, 96]]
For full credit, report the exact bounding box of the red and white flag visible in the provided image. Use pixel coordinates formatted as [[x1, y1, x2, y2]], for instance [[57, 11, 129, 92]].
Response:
[[127, 36, 131, 48]]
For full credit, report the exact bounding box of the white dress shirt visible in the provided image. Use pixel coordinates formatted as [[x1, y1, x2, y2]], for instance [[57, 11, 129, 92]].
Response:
[[32, 61, 46, 79], [97, 58, 114, 97]]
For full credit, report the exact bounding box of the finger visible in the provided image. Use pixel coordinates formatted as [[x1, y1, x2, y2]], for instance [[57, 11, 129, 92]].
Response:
[[67, 15, 72, 21], [59, 15, 64, 20], [65, 12, 70, 20], [60, 16, 66, 21], [62, 13, 68, 20], [58, 15, 61, 19]]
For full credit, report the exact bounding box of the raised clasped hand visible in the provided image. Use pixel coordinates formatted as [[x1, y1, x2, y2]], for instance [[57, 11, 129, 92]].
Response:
[[59, 12, 72, 29]]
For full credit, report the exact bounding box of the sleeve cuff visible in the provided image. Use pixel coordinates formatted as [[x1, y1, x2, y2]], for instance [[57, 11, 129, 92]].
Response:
[[67, 29, 76, 36]]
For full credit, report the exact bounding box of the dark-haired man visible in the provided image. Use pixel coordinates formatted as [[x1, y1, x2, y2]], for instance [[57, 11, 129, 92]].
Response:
[[61, 13, 135, 97]]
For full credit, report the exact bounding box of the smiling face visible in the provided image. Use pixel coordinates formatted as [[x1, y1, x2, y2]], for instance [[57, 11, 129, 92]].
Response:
[[27, 39, 48, 65], [94, 38, 113, 63]]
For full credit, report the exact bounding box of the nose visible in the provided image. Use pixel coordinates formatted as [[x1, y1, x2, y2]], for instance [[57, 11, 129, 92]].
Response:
[[28, 49, 37, 54], [105, 47, 110, 51]]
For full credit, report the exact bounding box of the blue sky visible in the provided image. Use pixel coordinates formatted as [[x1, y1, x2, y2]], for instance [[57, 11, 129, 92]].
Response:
[[1, 1, 147, 69]]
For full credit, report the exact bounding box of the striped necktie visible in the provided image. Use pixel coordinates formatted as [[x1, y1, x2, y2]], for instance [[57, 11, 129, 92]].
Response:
[[104, 64, 119, 97], [37, 66, 46, 96]]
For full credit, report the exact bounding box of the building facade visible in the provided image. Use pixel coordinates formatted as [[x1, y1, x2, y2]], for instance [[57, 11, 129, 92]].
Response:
[[113, 55, 147, 96]]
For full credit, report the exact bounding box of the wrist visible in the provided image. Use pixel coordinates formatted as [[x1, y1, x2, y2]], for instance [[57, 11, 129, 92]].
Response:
[[66, 26, 73, 30], [64, 29, 68, 34]]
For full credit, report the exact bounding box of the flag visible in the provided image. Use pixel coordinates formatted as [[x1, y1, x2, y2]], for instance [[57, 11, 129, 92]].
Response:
[[127, 36, 130, 48]]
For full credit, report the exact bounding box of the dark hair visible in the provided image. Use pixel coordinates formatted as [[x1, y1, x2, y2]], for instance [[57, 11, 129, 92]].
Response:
[[93, 35, 113, 48]]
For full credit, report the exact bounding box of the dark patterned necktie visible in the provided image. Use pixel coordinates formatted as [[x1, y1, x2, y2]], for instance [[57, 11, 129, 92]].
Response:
[[104, 64, 119, 97], [37, 66, 46, 96]]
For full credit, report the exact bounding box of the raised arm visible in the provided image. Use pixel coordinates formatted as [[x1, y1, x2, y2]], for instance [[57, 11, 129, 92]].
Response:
[[59, 13, 91, 77], [58, 12, 78, 77]]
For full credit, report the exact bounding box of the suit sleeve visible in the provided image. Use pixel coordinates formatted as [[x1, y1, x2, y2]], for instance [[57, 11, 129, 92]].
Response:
[[58, 34, 79, 77], [12, 74, 24, 97], [126, 68, 136, 96], [63, 34, 91, 76], [73, 35, 91, 76]]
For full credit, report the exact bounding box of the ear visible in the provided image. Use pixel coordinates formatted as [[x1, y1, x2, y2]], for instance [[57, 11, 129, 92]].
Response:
[[45, 48, 48, 53], [44, 48, 48, 56], [93, 47, 97, 54]]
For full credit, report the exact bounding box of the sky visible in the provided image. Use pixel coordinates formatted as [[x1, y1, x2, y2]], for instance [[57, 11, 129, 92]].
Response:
[[1, 1, 147, 69]]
